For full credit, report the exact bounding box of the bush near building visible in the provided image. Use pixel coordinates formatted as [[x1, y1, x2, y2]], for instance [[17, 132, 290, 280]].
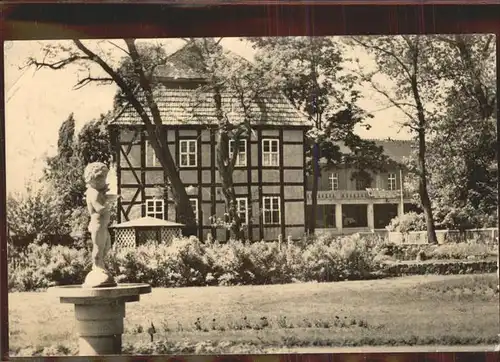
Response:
[[8, 233, 498, 292]]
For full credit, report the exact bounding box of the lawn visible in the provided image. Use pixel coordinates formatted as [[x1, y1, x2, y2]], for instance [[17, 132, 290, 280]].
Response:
[[8, 273, 499, 356]]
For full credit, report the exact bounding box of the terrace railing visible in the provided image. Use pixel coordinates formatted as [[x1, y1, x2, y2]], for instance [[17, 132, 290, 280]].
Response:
[[306, 189, 413, 202]]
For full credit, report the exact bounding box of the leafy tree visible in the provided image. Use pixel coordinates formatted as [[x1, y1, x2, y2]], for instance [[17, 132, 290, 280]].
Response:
[[44, 113, 85, 212], [56, 112, 76, 161], [349, 35, 441, 243], [425, 34, 497, 230], [249, 36, 388, 233], [7, 184, 66, 245], [41, 112, 114, 243], [77, 112, 114, 167], [26, 39, 197, 235]]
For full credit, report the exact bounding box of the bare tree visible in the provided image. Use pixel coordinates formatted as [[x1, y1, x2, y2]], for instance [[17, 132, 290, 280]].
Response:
[[26, 39, 197, 234]]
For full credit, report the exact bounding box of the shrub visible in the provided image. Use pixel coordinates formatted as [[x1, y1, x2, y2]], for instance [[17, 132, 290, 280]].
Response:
[[386, 212, 426, 233], [107, 237, 209, 287], [8, 243, 89, 291], [430, 241, 495, 260], [373, 240, 497, 262], [382, 260, 497, 277], [7, 185, 69, 246], [8, 233, 495, 292]]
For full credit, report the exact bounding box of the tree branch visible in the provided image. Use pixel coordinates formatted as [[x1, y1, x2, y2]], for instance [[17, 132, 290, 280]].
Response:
[[27, 53, 90, 71], [73, 75, 114, 90], [351, 36, 414, 81], [72, 39, 164, 150], [107, 40, 130, 56], [367, 76, 417, 123]]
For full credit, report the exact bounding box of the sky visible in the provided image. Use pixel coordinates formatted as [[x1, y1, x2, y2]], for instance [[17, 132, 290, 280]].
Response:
[[4, 37, 410, 195]]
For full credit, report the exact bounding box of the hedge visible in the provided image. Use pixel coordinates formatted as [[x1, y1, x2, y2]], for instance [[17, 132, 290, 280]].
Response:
[[381, 260, 497, 277], [374, 241, 497, 261], [7, 234, 497, 292]]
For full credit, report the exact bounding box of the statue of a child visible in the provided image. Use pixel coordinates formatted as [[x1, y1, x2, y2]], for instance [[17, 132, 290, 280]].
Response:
[[82, 162, 117, 288]]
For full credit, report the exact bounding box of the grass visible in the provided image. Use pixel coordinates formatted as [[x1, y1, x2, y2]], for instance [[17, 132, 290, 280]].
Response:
[[8, 273, 499, 356]]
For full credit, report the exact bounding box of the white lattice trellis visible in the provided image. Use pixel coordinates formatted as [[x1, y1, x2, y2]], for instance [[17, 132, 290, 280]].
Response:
[[110, 216, 185, 250], [137, 229, 159, 245], [113, 228, 136, 250], [161, 228, 182, 245]]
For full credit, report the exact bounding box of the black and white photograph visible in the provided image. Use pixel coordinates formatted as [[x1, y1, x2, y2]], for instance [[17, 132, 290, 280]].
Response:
[[4, 34, 499, 357]]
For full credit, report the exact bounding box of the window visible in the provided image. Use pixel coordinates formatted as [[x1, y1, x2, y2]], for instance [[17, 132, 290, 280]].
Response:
[[388, 173, 397, 191], [229, 139, 247, 167], [145, 140, 159, 167], [146, 199, 164, 219], [329, 173, 339, 191], [236, 197, 249, 224], [307, 204, 336, 228], [263, 196, 280, 224], [262, 139, 279, 166], [355, 178, 370, 191], [190, 198, 199, 223], [179, 139, 197, 167]]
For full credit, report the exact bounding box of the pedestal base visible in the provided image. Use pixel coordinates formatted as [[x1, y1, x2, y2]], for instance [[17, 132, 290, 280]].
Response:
[[48, 283, 151, 356], [83, 268, 117, 288]]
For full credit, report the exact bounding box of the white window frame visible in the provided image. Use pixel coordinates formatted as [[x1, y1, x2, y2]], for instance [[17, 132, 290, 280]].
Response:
[[189, 198, 199, 223], [329, 172, 339, 191], [229, 139, 247, 167], [146, 199, 164, 219], [262, 138, 279, 167], [145, 140, 160, 167], [388, 173, 397, 191], [262, 196, 281, 225], [236, 197, 249, 224], [179, 139, 198, 167]]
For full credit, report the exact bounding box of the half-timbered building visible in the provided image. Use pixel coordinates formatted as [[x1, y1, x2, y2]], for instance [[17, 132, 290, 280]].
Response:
[[108, 44, 311, 242]]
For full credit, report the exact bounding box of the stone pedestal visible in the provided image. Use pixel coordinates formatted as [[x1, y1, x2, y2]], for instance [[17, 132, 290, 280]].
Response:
[[48, 283, 151, 356]]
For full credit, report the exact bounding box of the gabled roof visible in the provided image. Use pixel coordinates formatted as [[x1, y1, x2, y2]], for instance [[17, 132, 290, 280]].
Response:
[[111, 43, 311, 128], [114, 85, 311, 127], [331, 138, 413, 165], [367, 138, 414, 164]]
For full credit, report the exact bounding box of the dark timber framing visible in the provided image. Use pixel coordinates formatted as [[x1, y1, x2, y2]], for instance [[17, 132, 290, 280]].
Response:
[[140, 132, 146, 218], [257, 128, 264, 241], [164, 128, 169, 220], [197, 128, 203, 240], [303, 130, 308, 233], [174, 128, 180, 221], [210, 128, 216, 238], [112, 124, 309, 241], [279, 129, 286, 238], [246, 133, 253, 241]]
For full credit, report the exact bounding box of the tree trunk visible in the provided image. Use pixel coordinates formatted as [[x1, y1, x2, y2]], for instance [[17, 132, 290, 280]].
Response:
[[416, 128, 438, 244], [405, 38, 437, 245], [124, 40, 197, 236], [212, 88, 243, 241], [216, 131, 243, 240], [309, 142, 320, 234]]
